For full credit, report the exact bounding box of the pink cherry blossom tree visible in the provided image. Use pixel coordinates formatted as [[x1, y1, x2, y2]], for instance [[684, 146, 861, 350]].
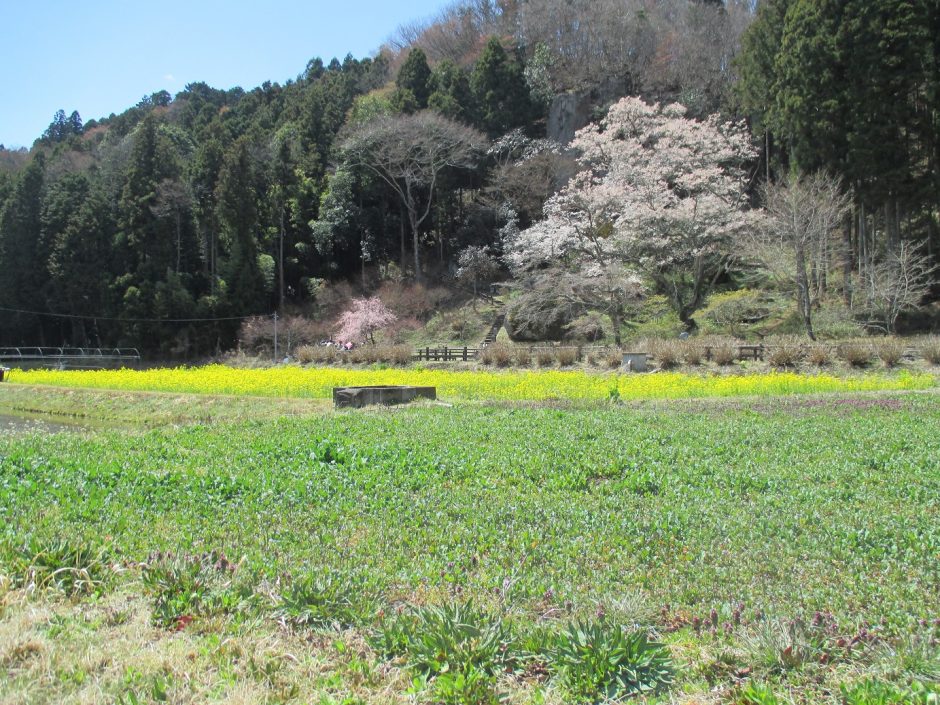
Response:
[[505, 96, 758, 333], [335, 297, 398, 345]]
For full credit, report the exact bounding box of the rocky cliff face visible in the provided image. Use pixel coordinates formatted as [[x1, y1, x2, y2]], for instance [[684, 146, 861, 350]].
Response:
[[547, 77, 633, 144]]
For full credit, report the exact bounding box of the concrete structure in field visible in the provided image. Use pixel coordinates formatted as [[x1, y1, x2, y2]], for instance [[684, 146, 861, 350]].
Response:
[[621, 353, 648, 372], [333, 385, 436, 408]]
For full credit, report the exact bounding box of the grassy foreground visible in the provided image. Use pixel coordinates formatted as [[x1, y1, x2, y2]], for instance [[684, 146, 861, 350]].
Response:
[[0, 386, 938, 704]]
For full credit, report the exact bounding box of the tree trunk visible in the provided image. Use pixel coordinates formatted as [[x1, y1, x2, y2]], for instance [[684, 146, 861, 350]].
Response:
[[176, 209, 182, 273], [409, 208, 422, 282], [610, 304, 622, 346], [278, 207, 285, 310], [795, 242, 816, 340], [843, 214, 853, 307], [399, 208, 406, 273]]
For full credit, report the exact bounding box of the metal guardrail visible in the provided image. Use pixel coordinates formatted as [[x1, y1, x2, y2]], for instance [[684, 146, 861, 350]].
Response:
[[0, 347, 141, 369]]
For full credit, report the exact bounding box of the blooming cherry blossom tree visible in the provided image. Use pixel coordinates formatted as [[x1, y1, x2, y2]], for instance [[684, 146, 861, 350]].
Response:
[[335, 297, 398, 345], [505, 97, 758, 333]]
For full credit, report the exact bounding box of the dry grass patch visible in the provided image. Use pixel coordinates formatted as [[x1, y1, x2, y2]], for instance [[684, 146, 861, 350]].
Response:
[[0, 591, 410, 705]]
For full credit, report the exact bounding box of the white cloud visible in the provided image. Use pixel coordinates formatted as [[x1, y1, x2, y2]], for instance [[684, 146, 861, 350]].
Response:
[[164, 73, 175, 82]]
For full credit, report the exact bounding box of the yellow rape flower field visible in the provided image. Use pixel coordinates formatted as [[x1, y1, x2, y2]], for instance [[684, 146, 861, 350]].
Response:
[[11, 364, 934, 401]]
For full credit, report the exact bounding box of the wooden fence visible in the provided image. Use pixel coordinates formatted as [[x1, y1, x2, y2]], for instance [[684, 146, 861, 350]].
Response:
[[413, 346, 480, 361], [412, 343, 769, 363]]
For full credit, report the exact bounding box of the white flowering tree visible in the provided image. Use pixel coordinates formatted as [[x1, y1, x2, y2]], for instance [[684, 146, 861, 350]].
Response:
[[505, 96, 758, 334]]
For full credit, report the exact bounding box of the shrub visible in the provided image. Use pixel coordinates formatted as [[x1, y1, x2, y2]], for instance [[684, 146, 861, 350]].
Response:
[[767, 337, 805, 368], [390, 344, 414, 366], [919, 336, 940, 365], [536, 349, 555, 367], [296, 344, 343, 365], [238, 315, 325, 355], [488, 342, 512, 368], [807, 345, 831, 367], [376, 281, 451, 321], [550, 620, 673, 702], [712, 341, 739, 366], [514, 346, 532, 367], [875, 338, 905, 368], [840, 341, 873, 368], [565, 314, 606, 343], [681, 341, 704, 366], [650, 340, 681, 369], [505, 289, 578, 342], [703, 288, 771, 337], [605, 350, 623, 369], [557, 347, 578, 367]]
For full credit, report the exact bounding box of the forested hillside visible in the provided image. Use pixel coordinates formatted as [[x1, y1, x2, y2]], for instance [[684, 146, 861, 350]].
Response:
[[1, 0, 937, 355]]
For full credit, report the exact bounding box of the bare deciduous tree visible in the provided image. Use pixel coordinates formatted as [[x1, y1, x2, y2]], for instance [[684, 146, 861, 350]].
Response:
[[340, 112, 486, 281], [750, 172, 851, 340], [861, 241, 936, 334], [456, 245, 499, 306]]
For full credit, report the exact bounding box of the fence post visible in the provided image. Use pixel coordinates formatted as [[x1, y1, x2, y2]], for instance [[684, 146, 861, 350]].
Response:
[[463, 346, 467, 361]]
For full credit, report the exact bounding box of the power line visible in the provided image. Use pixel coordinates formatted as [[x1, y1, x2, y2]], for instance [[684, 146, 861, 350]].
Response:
[[0, 306, 270, 324]]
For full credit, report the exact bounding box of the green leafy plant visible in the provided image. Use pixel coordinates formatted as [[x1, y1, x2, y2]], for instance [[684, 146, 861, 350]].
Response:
[[276, 571, 375, 629], [840, 680, 940, 705], [431, 664, 502, 705], [740, 619, 822, 673], [9, 536, 112, 595], [142, 551, 246, 628], [735, 682, 782, 704], [371, 602, 519, 678], [550, 620, 673, 703]]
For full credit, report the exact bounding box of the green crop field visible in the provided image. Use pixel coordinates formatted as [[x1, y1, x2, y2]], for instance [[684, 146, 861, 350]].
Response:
[[1, 385, 938, 704]]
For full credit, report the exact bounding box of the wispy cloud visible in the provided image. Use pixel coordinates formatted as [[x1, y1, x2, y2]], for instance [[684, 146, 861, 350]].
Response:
[[164, 73, 175, 82]]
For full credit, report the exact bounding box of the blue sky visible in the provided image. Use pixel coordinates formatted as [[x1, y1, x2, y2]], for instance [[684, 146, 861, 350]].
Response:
[[0, 0, 449, 148]]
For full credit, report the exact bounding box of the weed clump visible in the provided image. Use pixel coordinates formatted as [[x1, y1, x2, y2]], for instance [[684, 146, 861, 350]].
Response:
[[875, 338, 905, 368], [551, 620, 673, 702], [557, 347, 579, 367], [650, 340, 681, 369], [919, 336, 940, 365], [536, 349, 555, 367], [142, 551, 250, 628], [839, 341, 873, 368], [767, 337, 805, 368], [712, 340, 739, 366], [276, 571, 375, 629], [4, 536, 113, 595], [807, 345, 831, 367], [371, 602, 517, 703]]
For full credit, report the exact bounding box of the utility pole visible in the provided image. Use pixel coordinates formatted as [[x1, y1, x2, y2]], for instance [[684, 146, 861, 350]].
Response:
[[273, 311, 279, 362]]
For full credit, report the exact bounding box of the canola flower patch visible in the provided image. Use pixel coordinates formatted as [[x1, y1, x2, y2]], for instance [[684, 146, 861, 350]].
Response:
[[10, 365, 933, 401]]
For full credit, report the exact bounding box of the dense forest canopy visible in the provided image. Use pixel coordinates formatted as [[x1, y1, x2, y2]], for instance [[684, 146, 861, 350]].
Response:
[[0, 0, 936, 355]]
